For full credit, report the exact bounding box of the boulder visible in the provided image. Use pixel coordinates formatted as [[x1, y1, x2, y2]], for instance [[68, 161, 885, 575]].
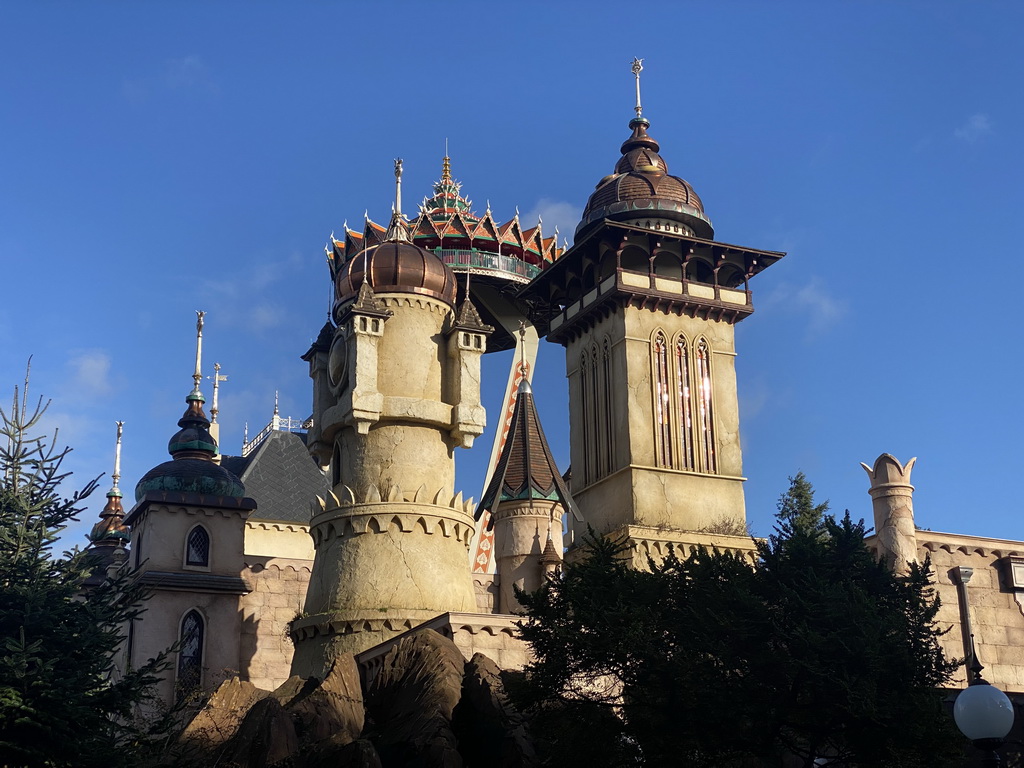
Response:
[[453, 654, 537, 768], [286, 654, 365, 745], [177, 677, 272, 751], [223, 696, 300, 768], [365, 629, 467, 767]]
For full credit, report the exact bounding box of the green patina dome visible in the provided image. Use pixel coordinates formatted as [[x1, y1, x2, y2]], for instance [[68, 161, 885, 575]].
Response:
[[134, 390, 246, 502]]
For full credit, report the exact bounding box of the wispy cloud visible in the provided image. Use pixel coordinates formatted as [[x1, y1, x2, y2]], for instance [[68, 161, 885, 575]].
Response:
[[521, 199, 583, 246], [765, 277, 845, 341], [954, 113, 992, 143], [163, 55, 219, 95], [121, 54, 219, 102], [67, 351, 113, 399], [199, 252, 303, 331]]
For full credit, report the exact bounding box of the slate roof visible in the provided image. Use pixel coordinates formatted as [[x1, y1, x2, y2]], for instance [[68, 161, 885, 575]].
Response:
[[220, 430, 328, 525], [475, 379, 580, 526]]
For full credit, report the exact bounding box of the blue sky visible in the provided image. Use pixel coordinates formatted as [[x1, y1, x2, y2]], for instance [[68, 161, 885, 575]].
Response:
[[2, 2, 1021, 548]]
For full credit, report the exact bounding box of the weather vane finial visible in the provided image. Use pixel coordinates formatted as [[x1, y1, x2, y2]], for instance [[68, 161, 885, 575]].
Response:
[[111, 420, 124, 494], [385, 158, 411, 243], [631, 57, 644, 118]]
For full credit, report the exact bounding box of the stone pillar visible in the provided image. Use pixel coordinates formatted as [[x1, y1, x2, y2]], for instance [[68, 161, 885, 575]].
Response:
[[861, 454, 918, 574], [493, 499, 560, 614]]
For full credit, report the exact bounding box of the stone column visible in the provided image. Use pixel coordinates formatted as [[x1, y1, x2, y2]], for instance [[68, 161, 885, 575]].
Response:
[[861, 454, 918, 574]]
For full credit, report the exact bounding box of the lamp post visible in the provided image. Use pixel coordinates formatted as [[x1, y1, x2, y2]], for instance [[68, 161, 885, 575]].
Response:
[[953, 651, 1014, 767]]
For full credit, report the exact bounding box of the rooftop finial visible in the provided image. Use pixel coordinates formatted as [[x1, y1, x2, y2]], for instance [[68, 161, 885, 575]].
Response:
[[208, 363, 226, 423], [191, 311, 206, 399], [385, 159, 411, 243], [394, 157, 403, 218], [111, 420, 124, 495], [631, 57, 644, 119]]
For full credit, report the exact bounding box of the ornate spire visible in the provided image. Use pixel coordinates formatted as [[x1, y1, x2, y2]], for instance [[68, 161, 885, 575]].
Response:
[[189, 311, 205, 402], [208, 363, 226, 424], [632, 57, 644, 119], [89, 421, 129, 546], [384, 158, 411, 243]]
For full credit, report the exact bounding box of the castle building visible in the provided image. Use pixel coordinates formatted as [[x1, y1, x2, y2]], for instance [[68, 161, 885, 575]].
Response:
[[90, 62, 1024, 715]]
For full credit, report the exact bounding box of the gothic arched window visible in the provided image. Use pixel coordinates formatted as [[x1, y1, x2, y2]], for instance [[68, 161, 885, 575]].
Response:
[[652, 332, 673, 468], [695, 338, 717, 473], [674, 336, 695, 471], [177, 610, 204, 698], [601, 338, 614, 475], [579, 350, 591, 485], [185, 526, 210, 567]]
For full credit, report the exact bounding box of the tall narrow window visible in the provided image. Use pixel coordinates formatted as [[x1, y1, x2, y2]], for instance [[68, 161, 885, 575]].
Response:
[[579, 351, 591, 485], [331, 442, 342, 488], [177, 610, 204, 698], [674, 336, 695, 470], [653, 333, 673, 467], [185, 526, 209, 567], [695, 338, 717, 473], [602, 339, 614, 475], [589, 344, 601, 480]]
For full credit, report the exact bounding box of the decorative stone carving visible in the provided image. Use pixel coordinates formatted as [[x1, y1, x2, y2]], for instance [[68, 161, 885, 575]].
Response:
[[862, 454, 918, 574]]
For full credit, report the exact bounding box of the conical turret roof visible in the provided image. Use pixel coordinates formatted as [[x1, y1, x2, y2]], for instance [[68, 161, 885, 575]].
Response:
[[476, 379, 579, 524]]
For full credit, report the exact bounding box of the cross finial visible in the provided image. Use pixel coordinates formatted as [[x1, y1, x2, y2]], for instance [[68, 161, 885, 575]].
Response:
[[394, 157, 403, 217], [208, 363, 227, 423], [631, 57, 644, 118]]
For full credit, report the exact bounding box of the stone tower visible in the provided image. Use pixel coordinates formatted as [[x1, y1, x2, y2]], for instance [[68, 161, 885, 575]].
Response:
[[292, 161, 491, 676], [476, 376, 578, 613], [521, 61, 783, 562], [862, 453, 918, 574]]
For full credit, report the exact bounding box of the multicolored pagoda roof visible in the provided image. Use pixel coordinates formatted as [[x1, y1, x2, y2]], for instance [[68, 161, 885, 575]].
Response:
[[326, 157, 565, 287]]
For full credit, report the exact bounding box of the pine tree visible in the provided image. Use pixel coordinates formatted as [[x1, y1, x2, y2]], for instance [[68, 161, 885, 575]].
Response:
[[776, 470, 830, 535], [0, 368, 170, 768]]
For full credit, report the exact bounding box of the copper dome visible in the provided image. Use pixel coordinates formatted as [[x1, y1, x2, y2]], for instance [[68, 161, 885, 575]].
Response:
[[576, 117, 713, 240], [335, 240, 457, 307]]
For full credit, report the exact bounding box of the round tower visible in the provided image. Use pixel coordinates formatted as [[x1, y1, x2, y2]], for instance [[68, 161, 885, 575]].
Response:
[[292, 160, 491, 676]]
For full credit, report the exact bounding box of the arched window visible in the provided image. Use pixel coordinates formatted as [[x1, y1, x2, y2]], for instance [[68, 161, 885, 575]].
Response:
[[588, 344, 600, 480], [602, 338, 614, 475], [331, 442, 343, 488], [579, 350, 591, 485], [695, 338, 717, 473], [185, 526, 210, 567], [674, 336, 695, 471], [177, 610, 204, 697], [652, 332, 673, 468]]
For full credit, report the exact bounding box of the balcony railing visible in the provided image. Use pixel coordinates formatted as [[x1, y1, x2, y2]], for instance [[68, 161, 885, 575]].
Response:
[[433, 249, 541, 283]]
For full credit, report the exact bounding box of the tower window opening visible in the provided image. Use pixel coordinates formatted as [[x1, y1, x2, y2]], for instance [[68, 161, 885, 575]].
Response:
[[579, 351, 592, 486], [653, 332, 673, 468], [331, 442, 343, 488], [176, 610, 204, 699], [185, 526, 210, 567], [674, 336, 695, 471], [602, 339, 615, 475], [695, 338, 717, 473]]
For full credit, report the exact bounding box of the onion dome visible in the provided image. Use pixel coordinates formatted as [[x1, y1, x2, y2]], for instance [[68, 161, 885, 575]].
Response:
[[135, 393, 246, 501], [576, 115, 714, 241], [334, 159, 458, 308], [135, 314, 245, 502]]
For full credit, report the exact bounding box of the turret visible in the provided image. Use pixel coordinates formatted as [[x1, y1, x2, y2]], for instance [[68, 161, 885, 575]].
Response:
[[476, 376, 579, 613], [291, 161, 491, 675]]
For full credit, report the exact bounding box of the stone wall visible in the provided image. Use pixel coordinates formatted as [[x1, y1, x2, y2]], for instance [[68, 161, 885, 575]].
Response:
[[239, 556, 312, 690]]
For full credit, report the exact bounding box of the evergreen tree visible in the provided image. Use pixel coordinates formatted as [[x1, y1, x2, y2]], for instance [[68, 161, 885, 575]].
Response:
[[776, 471, 829, 535], [0, 370, 169, 768], [515, 477, 962, 767]]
